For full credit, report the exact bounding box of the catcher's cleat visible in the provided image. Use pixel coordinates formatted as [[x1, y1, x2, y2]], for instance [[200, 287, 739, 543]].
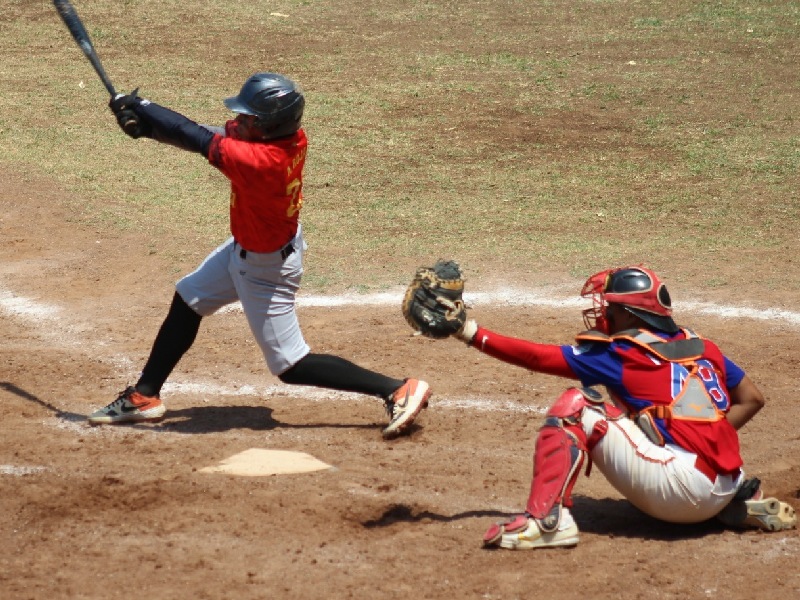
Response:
[[483, 511, 580, 550], [382, 379, 431, 438], [717, 497, 797, 532], [88, 386, 166, 425]]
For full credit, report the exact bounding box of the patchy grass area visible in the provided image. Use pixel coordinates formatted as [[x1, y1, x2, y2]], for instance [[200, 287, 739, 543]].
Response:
[[2, 0, 798, 291]]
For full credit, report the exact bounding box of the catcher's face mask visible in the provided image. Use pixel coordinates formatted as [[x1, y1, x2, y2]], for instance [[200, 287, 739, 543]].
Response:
[[581, 266, 678, 334]]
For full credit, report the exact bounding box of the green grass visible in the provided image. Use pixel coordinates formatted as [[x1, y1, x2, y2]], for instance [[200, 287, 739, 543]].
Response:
[[2, 0, 799, 291]]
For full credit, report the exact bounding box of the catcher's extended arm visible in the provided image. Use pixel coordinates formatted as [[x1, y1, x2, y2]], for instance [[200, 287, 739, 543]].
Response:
[[402, 260, 467, 339]]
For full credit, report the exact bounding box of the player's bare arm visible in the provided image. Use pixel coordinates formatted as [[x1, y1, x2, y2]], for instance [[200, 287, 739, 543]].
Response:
[[726, 375, 765, 430]]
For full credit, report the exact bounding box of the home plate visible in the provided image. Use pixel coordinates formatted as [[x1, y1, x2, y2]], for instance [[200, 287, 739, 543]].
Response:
[[198, 448, 333, 476]]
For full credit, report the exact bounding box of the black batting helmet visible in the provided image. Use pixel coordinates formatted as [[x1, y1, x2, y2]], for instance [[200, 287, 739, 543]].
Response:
[[224, 73, 304, 139]]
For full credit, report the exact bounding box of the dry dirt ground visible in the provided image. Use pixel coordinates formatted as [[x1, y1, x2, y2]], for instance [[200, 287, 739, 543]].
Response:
[[1, 167, 799, 600]]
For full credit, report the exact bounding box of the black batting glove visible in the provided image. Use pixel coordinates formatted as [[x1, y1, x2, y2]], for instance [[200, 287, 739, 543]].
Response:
[[109, 88, 151, 139], [115, 108, 151, 139], [109, 87, 142, 113]]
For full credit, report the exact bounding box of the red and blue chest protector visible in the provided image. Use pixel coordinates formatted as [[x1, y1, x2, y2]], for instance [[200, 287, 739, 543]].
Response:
[[562, 329, 744, 475]]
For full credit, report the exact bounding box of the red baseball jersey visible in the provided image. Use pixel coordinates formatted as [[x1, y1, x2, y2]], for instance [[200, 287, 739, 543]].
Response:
[[207, 122, 308, 252]]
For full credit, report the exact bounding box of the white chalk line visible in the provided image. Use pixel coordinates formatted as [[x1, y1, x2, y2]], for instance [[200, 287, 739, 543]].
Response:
[[160, 381, 548, 415], [0, 289, 60, 319], [4, 284, 800, 325], [5, 284, 797, 401], [298, 290, 800, 327], [0, 465, 47, 476], [285, 288, 800, 326], [1, 282, 799, 443]]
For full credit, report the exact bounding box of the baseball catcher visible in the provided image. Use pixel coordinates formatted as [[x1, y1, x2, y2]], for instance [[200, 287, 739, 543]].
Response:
[[407, 264, 796, 549], [402, 260, 466, 339]]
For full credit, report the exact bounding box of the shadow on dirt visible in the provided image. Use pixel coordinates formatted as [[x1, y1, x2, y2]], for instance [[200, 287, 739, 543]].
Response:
[[362, 503, 509, 528], [572, 495, 725, 539], [1, 382, 394, 434], [362, 497, 726, 542], [0, 381, 85, 422], [153, 406, 381, 434]]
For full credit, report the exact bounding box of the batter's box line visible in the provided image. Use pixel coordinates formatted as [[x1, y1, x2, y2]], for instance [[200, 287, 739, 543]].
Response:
[[161, 380, 548, 414]]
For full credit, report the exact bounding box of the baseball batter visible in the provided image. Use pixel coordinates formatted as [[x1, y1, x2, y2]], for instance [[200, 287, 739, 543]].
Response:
[[89, 72, 431, 438], [449, 266, 795, 548]]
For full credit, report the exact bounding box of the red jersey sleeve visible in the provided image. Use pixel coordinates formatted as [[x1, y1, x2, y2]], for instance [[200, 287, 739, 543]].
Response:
[[470, 325, 577, 379]]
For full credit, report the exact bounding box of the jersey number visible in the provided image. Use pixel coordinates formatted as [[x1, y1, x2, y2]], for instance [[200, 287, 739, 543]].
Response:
[[670, 360, 729, 410], [286, 178, 302, 217]]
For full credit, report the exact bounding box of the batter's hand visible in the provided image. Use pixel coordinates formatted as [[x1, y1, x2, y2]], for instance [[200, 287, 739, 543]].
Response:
[[109, 88, 150, 139], [109, 87, 141, 112]]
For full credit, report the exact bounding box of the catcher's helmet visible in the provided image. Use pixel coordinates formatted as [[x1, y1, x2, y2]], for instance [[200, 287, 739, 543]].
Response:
[[581, 266, 679, 334], [224, 73, 304, 139]]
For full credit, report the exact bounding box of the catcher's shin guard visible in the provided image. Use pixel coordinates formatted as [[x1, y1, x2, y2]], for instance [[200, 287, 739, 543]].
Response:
[[524, 387, 608, 532]]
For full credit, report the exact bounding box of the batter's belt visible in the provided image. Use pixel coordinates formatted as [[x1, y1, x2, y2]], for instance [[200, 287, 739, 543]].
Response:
[[237, 241, 295, 261]]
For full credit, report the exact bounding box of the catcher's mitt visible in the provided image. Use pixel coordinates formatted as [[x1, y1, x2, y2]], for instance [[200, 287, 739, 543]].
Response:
[[402, 259, 466, 339]]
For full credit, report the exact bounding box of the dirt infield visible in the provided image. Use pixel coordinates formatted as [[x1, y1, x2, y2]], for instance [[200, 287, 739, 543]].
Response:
[[3, 1, 800, 596], [1, 170, 799, 600]]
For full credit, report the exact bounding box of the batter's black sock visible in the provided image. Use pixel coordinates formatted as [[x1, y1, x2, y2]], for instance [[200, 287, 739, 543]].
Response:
[[135, 292, 202, 397], [278, 353, 404, 399]]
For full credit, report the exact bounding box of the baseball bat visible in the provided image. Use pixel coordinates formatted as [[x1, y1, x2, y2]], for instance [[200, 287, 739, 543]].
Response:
[[52, 0, 118, 97], [52, 0, 141, 136]]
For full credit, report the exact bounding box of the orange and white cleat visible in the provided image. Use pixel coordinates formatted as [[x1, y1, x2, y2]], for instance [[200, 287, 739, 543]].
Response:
[[88, 386, 166, 425], [382, 379, 431, 438]]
